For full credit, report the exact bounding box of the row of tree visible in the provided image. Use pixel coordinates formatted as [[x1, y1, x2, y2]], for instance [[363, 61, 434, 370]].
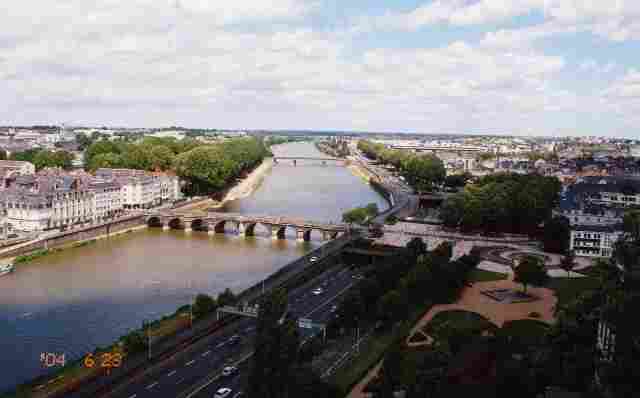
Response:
[[10, 149, 74, 170], [358, 140, 446, 193], [440, 172, 561, 234], [84, 136, 269, 196], [332, 240, 479, 335], [341, 203, 379, 225], [118, 288, 236, 355]]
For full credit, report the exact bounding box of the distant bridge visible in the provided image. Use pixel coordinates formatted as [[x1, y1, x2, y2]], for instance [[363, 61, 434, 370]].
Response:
[[144, 210, 350, 241], [273, 156, 350, 165]]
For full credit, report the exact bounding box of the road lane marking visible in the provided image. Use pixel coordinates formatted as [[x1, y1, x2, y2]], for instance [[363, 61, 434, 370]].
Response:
[[146, 382, 158, 390], [305, 282, 354, 317], [216, 342, 226, 348], [128, 394, 137, 398], [202, 350, 211, 357], [167, 370, 177, 377], [184, 352, 253, 398], [176, 378, 185, 384], [185, 359, 196, 366]]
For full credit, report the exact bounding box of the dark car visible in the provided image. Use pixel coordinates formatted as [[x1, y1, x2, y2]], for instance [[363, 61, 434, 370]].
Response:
[[227, 335, 241, 346]]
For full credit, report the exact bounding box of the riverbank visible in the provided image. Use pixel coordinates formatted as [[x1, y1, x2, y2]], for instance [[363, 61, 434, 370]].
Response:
[[179, 157, 274, 212]]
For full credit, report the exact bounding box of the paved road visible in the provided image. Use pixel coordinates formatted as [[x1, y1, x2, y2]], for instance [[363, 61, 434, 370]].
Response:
[[96, 265, 357, 398], [188, 270, 353, 398]]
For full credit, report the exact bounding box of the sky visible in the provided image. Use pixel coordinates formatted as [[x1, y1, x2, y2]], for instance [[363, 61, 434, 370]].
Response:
[[1, 1, 640, 138]]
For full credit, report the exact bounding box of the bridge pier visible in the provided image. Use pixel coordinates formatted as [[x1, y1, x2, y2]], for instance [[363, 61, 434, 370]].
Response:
[[208, 230, 215, 236], [162, 225, 170, 231], [184, 227, 192, 233], [237, 222, 246, 237], [296, 229, 305, 242]]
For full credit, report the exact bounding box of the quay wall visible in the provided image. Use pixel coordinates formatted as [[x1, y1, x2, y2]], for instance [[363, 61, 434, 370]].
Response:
[[0, 215, 145, 259]]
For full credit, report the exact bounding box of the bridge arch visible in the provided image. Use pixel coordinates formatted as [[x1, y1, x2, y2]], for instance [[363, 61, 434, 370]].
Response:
[[191, 219, 207, 231], [147, 216, 163, 228], [213, 220, 227, 233], [168, 217, 185, 230]]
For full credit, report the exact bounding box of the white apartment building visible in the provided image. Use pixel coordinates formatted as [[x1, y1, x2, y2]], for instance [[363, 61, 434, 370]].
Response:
[[96, 168, 180, 209], [570, 225, 622, 258], [90, 180, 123, 222], [3, 175, 94, 232], [120, 175, 161, 209]]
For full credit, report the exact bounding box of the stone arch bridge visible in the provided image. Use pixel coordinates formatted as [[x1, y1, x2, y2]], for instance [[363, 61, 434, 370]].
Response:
[[144, 210, 349, 242]]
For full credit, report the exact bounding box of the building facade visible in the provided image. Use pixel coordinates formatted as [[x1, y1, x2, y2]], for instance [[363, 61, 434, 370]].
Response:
[[569, 225, 622, 258]]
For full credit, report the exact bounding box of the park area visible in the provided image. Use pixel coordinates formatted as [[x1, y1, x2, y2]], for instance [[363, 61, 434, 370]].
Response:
[[347, 264, 598, 398]]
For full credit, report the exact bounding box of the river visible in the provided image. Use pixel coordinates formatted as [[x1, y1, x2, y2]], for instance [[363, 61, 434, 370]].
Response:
[[0, 141, 387, 392]]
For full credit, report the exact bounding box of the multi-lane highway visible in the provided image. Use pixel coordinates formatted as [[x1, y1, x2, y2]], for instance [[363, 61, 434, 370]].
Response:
[[92, 265, 357, 398]]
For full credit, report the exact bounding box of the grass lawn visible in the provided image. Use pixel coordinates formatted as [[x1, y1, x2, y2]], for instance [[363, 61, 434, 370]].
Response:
[[467, 269, 508, 283], [423, 310, 498, 339], [330, 330, 395, 394], [330, 302, 433, 394], [548, 276, 601, 308], [498, 319, 550, 346]]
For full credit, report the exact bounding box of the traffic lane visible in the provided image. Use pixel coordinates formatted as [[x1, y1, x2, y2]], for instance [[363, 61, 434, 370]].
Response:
[[113, 332, 253, 398], [288, 269, 355, 317], [109, 266, 352, 398], [188, 357, 250, 398], [110, 320, 256, 398], [115, 266, 348, 398], [186, 272, 358, 398]]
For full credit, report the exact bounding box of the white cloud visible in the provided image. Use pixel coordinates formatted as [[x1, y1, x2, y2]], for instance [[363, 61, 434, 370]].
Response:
[[0, 1, 638, 136], [355, 0, 640, 42]]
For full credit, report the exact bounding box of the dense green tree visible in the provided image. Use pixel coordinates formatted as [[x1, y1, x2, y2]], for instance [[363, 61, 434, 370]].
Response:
[[406, 237, 427, 260], [10, 148, 40, 163], [558, 251, 576, 278], [248, 288, 300, 398], [217, 288, 236, 307], [543, 216, 571, 254], [0, 149, 7, 160], [444, 172, 471, 189], [342, 207, 369, 225], [441, 172, 560, 234], [623, 209, 640, 242], [32, 150, 74, 170], [149, 145, 175, 171], [377, 290, 406, 324], [85, 140, 124, 170], [514, 256, 549, 293], [400, 154, 446, 193], [192, 293, 217, 319], [90, 152, 124, 170]]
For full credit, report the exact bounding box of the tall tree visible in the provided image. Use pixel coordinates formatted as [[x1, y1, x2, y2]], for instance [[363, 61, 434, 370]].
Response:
[[558, 251, 576, 278], [248, 288, 300, 398], [514, 256, 549, 293], [543, 216, 570, 254]]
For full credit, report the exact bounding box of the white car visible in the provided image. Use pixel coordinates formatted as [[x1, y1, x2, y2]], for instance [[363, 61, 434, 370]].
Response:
[[312, 288, 324, 295], [214, 387, 233, 398], [310, 256, 318, 263], [222, 366, 238, 377]]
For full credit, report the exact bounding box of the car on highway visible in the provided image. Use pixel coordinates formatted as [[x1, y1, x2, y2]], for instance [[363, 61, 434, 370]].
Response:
[[214, 387, 233, 398], [310, 256, 319, 263], [227, 335, 241, 346], [352, 274, 364, 280], [330, 305, 338, 313], [222, 366, 238, 377], [312, 287, 324, 295]]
